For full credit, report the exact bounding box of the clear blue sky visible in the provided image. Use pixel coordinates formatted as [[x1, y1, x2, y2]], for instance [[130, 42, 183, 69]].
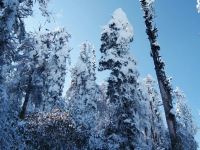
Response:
[[25, 0, 200, 146]]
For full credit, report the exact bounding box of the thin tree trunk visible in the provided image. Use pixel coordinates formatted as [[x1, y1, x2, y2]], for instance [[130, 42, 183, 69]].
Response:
[[19, 72, 33, 119], [139, 0, 180, 149]]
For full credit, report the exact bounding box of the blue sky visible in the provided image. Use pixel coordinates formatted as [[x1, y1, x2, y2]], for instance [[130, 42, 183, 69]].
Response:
[[25, 0, 200, 146]]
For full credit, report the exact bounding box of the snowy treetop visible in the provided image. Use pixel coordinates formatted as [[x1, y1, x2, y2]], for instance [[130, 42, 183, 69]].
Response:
[[79, 41, 95, 64], [102, 8, 134, 45], [71, 41, 96, 87], [72, 41, 95, 73]]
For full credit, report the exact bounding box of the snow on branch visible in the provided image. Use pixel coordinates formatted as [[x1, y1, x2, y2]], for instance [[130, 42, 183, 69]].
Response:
[[197, 0, 200, 13]]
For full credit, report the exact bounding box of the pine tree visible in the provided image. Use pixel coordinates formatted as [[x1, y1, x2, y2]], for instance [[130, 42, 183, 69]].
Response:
[[38, 28, 71, 111], [140, 0, 179, 149], [98, 8, 149, 149], [143, 75, 170, 149], [174, 88, 198, 150], [136, 82, 154, 149], [67, 41, 100, 130]]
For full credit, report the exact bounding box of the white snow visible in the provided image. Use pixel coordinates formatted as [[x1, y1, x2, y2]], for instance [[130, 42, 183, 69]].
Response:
[[113, 8, 133, 44], [102, 8, 133, 47], [145, 0, 155, 5], [169, 108, 176, 115], [197, 0, 200, 13]]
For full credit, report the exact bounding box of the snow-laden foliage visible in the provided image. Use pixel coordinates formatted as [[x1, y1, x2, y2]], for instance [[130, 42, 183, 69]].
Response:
[[66, 42, 101, 130], [0, 0, 50, 148], [33, 28, 71, 111], [66, 41, 107, 149], [37, 0, 51, 19], [197, 0, 200, 13], [174, 88, 198, 150], [143, 75, 170, 149], [0, 84, 22, 149], [136, 83, 154, 149], [99, 8, 134, 72], [0, 0, 198, 149], [18, 109, 88, 149], [15, 28, 71, 118], [0, 27, 71, 148], [98, 8, 151, 149], [143, 0, 155, 6], [0, 0, 50, 64]]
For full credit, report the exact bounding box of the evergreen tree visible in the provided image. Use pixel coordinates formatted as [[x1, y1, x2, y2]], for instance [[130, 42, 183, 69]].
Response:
[[136, 82, 154, 149], [17, 28, 71, 119], [0, 0, 50, 148], [143, 75, 170, 149], [0, 0, 50, 77], [36, 28, 71, 112], [67, 41, 100, 130], [98, 8, 149, 149], [174, 88, 198, 150]]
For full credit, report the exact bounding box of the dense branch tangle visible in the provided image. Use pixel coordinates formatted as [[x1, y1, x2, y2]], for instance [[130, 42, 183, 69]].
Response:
[[140, 0, 180, 149]]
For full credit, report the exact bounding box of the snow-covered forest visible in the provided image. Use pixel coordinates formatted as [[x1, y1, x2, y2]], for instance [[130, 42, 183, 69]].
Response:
[[0, 0, 199, 149]]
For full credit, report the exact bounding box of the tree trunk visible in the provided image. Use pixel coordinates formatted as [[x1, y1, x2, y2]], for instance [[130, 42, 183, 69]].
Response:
[[19, 73, 33, 119], [139, 0, 180, 149]]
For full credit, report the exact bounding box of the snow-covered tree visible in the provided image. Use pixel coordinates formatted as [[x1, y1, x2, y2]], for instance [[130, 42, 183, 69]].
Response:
[[140, 0, 179, 149], [36, 28, 71, 111], [0, 0, 50, 148], [174, 88, 198, 150], [0, 0, 50, 68], [98, 8, 149, 149], [67, 41, 100, 131], [16, 28, 71, 119], [136, 83, 154, 149], [143, 75, 170, 149]]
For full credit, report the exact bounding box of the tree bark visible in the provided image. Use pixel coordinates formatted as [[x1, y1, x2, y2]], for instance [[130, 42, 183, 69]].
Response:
[[139, 0, 180, 149], [19, 72, 33, 119]]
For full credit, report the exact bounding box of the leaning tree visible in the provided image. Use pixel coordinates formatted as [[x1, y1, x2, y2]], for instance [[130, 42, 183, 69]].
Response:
[[140, 0, 180, 149]]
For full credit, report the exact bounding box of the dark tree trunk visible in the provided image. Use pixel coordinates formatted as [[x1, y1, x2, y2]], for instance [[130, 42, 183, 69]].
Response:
[[19, 73, 33, 119], [140, 0, 180, 149]]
